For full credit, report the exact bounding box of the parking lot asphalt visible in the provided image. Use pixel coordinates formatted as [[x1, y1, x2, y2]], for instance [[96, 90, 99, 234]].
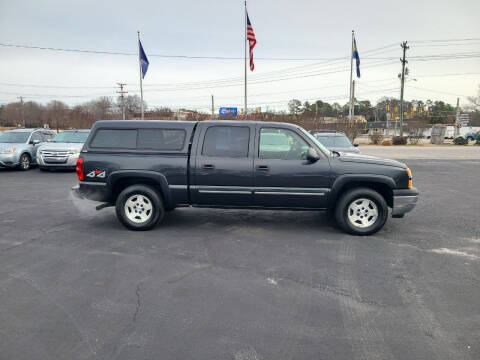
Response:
[[0, 159, 479, 360]]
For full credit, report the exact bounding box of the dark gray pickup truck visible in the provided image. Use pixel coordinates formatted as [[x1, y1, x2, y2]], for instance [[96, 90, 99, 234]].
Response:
[[73, 120, 418, 235]]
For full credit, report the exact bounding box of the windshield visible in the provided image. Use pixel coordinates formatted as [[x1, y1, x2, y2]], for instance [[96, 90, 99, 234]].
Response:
[[316, 135, 352, 148], [298, 127, 332, 156], [0, 132, 30, 143], [52, 131, 89, 143]]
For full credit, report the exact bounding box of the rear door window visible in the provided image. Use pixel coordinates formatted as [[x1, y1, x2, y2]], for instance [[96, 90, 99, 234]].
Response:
[[137, 129, 186, 151], [90, 129, 137, 149], [202, 126, 250, 158]]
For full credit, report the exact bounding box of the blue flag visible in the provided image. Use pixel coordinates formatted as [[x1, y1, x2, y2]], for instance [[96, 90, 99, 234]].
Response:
[[353, 37, 360, 78], [139, 40, 149, 79]]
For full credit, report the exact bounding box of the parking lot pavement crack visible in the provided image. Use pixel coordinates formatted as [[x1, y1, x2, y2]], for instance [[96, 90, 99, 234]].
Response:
[[132, 283, 142, 324], [166, 264, 213, 284]]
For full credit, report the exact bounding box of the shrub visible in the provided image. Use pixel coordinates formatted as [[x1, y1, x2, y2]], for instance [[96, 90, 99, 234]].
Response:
[[381, 139, 392, 146], [369, 132, 383, 145], [453, 136, 468, 145], [476, 138, 480, 145], [392, 136, 407, 145]]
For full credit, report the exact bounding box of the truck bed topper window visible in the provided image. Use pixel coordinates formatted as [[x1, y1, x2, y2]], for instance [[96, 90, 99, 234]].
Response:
[[90, 128, 186, 151]]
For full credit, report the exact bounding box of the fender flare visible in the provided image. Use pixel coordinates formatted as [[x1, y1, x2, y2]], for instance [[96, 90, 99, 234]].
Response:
[[107, 170, 172, 208], [328, 174, 396, 207]]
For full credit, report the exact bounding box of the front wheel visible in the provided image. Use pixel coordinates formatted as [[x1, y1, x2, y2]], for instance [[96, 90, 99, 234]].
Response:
[[115, 185, 164, 231], [335, 188, 388, 235], [19, 153, 31, 171]]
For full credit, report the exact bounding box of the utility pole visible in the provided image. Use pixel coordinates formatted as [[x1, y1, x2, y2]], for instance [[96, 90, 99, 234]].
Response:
[[455, 97, 460, 138], [17, 96, 25, 127], [116, 83, 127, 120], [211, 95, 215, 120], [399, 41, 409, 137]]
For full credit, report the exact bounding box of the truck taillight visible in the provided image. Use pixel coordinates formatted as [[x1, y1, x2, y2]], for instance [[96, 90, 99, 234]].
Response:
[[406, 167, 412, 189], [76, 158, 84, 181]]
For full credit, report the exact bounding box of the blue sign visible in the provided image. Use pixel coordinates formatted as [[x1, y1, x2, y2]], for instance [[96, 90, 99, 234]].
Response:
[[219, 107, 238, 116]]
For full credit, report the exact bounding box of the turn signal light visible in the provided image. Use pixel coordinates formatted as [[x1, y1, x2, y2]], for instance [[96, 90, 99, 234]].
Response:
[[76, 157, 84, 181], [406, 167, 412, 189]]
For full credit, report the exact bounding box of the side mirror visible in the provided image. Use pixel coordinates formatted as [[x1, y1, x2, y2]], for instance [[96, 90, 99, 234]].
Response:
[[353, 143, 359, 147], [306, 147, 320, 162], [31, 139, 41, 145]]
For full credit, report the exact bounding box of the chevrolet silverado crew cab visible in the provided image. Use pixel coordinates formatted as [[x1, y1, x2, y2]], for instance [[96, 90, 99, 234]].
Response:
[[73, 120, 418, 235]]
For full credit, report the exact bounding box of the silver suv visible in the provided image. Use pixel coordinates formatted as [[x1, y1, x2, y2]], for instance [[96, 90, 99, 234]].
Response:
[[37, 130, 90, 170], [0, 128, 56, 170]]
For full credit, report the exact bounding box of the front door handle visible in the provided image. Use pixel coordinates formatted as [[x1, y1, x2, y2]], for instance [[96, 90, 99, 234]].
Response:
[[256, 165, 269, 171], [202, 164, 215, 169]]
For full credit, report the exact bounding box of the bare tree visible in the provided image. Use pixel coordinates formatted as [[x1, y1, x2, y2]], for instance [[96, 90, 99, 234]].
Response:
[[467, 85, 480, 111], [44, 100, 69, 131]]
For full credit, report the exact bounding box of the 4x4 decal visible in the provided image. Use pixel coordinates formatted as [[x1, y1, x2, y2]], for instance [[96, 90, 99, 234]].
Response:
[[86, 170, 106, 178]]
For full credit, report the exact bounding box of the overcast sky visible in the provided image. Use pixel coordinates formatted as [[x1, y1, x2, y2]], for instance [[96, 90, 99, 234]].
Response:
[[1, 0, 479, 112]]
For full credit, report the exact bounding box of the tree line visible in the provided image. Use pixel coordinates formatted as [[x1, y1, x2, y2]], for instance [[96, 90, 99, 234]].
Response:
[[1, 86, 479, 129]]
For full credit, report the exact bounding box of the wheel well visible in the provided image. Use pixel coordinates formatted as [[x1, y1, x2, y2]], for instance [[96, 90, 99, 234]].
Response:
[[111, 177, 166, 205], [334, 181, 393, 208]]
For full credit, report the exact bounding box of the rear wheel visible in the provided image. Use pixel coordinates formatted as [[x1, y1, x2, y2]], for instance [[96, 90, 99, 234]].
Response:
[[335, 188, 388, 235], [19, 154, 31, 171], [115, 185, 164, 231]]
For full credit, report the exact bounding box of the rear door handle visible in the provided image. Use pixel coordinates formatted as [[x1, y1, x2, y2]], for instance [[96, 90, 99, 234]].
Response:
[[256, 165, 269, 171], [202, 164, 215, 169]]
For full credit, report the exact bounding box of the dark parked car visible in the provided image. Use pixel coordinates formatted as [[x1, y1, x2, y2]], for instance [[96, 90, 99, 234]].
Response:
[[73, 120, 418, 235], [312, 131, 360, 154]]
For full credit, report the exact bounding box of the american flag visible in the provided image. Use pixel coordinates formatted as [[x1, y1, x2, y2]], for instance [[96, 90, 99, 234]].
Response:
[[246, 13, 256, 71]]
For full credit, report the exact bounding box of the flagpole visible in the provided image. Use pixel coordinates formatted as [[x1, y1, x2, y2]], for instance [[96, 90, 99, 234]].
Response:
[[138, 31, 144, 120], [349, 30, 354, 123], [244, 1, 248, 120]]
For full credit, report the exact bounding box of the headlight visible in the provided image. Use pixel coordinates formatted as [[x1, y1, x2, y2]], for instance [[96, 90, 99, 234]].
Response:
[[68, 149, 81, 155], [406, 167, 412, 189], [0, 147, 17, 154]]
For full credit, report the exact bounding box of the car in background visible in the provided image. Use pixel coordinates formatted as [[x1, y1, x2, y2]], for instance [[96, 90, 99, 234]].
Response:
[[465, 130, 480, 143], [37, 129, 90, 170], [0, 128, 56, 170], [311, 131, 360, 154]]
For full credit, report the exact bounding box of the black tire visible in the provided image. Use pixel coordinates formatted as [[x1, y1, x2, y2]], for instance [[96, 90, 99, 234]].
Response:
[[115, 185, 165, 231], [18, 153, 31, 171], [335, 187, 388, 236]]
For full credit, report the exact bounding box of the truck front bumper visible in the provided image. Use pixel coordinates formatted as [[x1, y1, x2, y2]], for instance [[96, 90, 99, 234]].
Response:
[[392, 187, 419, 218]]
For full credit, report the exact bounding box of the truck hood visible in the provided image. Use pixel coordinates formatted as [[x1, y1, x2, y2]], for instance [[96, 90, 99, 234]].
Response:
[[38, 142, 84, 152], [335, 152, 406, 168], [0, 142, 25, 151]]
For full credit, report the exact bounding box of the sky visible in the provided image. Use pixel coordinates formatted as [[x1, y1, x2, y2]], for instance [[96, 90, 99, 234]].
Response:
[[0, 0, 479, 112]]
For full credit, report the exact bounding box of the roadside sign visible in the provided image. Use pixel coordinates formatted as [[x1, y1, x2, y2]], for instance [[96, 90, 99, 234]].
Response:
[[219, 107, 238, 116]]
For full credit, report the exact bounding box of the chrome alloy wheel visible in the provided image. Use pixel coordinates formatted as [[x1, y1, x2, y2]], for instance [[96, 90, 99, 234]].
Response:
[[347, 198, 378, 228], [124, 194, 153, 223], [21, 155, 30, 170]]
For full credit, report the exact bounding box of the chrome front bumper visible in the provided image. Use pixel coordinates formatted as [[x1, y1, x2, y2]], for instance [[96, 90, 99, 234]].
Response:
[[392, 187, 419, 218], [37, 153, 79, 168]]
